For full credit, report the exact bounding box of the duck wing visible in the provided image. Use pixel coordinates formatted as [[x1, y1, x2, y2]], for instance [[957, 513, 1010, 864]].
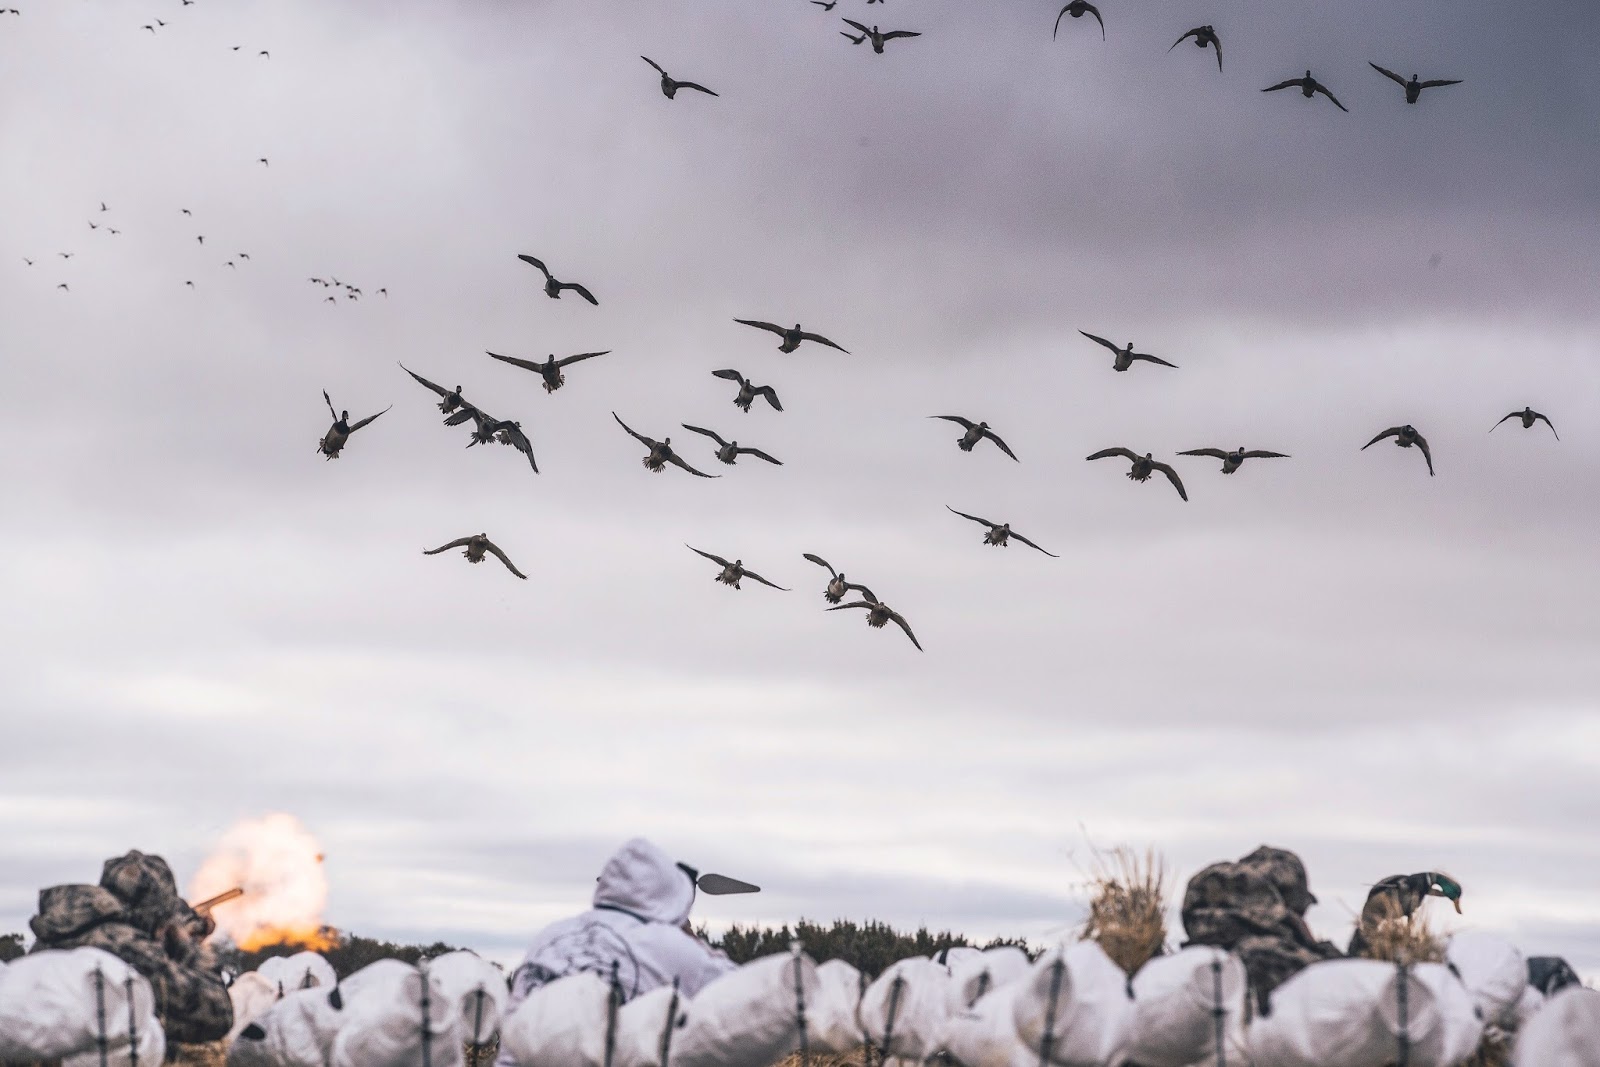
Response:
[[1151, 461, 1189, 501], [1211, 35, 1222, 71], [1178, 448, 1229, 460], [496, 424, 539, 473], [554, 350, 611, 368], [803, 553, 839, 578], [322, 389, 339, 421], [1010, 531, 1059, 558], [1533, 412, 1559, 440], [666, 451, 720, 478], [484, 540, 529, 579], [1262, 77, 1302, 93], [844, 582, 877, 603], [929, 415, 977, 430], [1312, 80, 1349, 111], [681, 423, 729, 447], [981, 427, 1020, 461], [1414, 434, 1435, 476], [841, 18, 870, 33], [1086, 447, 1140, 462], [1169, 27, 1201, 52], [753, 385, 783, 411], [443, 402, 485, 427], [423, 537, 474, 555], [1129, 351, 1178, 368], [796, 330, 849, 352], [677, 81, 719, 96], [742, 569, 790, 591], [687, 545, 731, 568], [516, 253, 552, 280], [736, 446, 783, 465], [1362, 427, 1404, 450], [881, 30, 921, 41], [712, 368, 747, 385], [1369, 62, 1407, 87], [945, 505, 997, 529], [827, 600, 874, 613], [640, 55, 666, 75], [1419, 78, 1462, 89], [887, 609, 924, 651], [612, 412, 654, 448], [347, 406, 392, 433], [1241, 450, 1290, 460], [734, 318, 786, 337], [1078, 330, 1120, 353], [557, 280, 599, 305], [485, 350, 543, 372]]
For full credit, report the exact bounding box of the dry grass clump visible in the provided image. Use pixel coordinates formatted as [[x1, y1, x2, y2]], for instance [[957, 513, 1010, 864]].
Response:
[[1460, 1032, 1513, 1067], [1077, 845, 1169, 976], [774, 1048, 874, 1067], [1358, 896, 1447, 965], [166, 1043, 228, 1067]]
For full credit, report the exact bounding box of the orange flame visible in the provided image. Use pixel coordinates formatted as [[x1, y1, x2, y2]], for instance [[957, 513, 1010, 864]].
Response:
[[237, 924, 338, 953], [190, 813, 332, 951]]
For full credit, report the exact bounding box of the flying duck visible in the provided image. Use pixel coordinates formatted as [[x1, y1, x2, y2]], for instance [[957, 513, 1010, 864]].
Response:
[[686, 546, 790, 591], [945, 507, 1058, 556], [1086, 448, 1189, 500], [517, 254, 598, 305], [928, 416, 1019, 461], [613, 413, 719, 477], [1170, 25, 1221, 71], [733, 319, 849, 354], [1361, 425, 1434, 476], [840, 20, 921, 53], [802, 554, 876, 605], [422, 534, 527, 579], [1177, 446, 1290, 474], [398, 363, 468, 415], [712, 369, 782, 413], [317, 391, 390, 460], [1369, 63, 1461, 104], [640, 56, 718, 99], [483, 419, 538, 473], [827, 597, 923, 651], [1263, 71, 1348, 112], [1078, 331, 1179, 371], [1053, 2, 1104, 40], [680, 425, 783, 466], [1490, 407, 1558, 440], [486, 349, 611, 394]]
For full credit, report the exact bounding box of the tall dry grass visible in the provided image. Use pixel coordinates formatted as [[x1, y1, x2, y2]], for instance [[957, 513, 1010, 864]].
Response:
[[1077, 845, 1169, 975]]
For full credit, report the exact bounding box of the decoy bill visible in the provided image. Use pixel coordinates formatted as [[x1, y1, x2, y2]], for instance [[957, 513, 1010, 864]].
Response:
[[733, 319, 849, 354], [640, 56, 718, 99], [711, 369, 782, 413], [1170, 25, 1221, 71], [1369, 63, 1461, 104], [1361, 424, 1434, 476], [828, 597, 923, 651], [423, 534, 527, 579], [1177, 447, 1290, 474], [680, 425, 783, 466], [1490, 407, 1558, 440], [517, 254, 598, 305], [928, 416, 1019, 461], [1053, 1, 1104, 41], [398, 363, 468, 415], [1263, 71, 1348, 112], [945, 506, 1058, 557], [686, 546, 790, 591], [317, 390, 390, 460], [1086, 448, 1189, 501], [802, 554, 876, 605], [840, 20, 921, 53], [613, 413, 719, 477], [1078, 331, 1178, 372], [486, 349, 611, 394]]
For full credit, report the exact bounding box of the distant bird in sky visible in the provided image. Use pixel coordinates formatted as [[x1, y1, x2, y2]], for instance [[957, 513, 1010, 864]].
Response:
[[377, 287, 387, 297], [1361, 425, 1434, 476], [517, 254, 598, 304], [640, 56, 718, 99], [143, 24, 156, 33], [712, 368, 783, 413], [1054, 2, 1104, 41], [802, 554, 875, 605], [485, 349, 611, 394], [22, 258, 33, 266], [197, 235, 204, 244], [58, 252, 73, 259], [1490, 407, 1558, 440], [928, 416, 1019, 461], [1177, 447, 1291, 474], [1369, 63, 1462, 104], [257, 158, 269, 166], [238, 253, 250, 260], [811, 0, 837, 8], [1078, 330, 1178, 371], [828, 597, 923, 651], [318, 391, 390, 460], [613, 413, 719, 477], [733, 319, 848, 354], [686, 546, 790, 591], [56, 283, 68, 291], [185, 281, 196, 289], [423, 534, 527, 580], [106, 228, 120, 235], [324, 295, 336, 303], [99, 202, 107, 212], [841, 20, 921, 53], [1170, 25, 1221, 71], [259, 50, 270, 59], [89, 221, 98, 230], [680, 425, 783, 466], [1263, 71, 1348, 112], [226, 261, 236, 269], [1087, 448, 1190, 500], [945, 507, 1058, 556], [181, 208, 192, 216]]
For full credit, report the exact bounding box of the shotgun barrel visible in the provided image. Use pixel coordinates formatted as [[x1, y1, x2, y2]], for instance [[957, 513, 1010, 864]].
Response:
[[192, 887, 244, 915]]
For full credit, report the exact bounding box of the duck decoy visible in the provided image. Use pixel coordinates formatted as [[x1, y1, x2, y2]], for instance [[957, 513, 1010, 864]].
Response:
[[1490, 407, 1558, 440], [517, 254, 598, 304], [486, 349, 611, 394], [733, 319, 849, 354], [640, 56, 718, 99], [802, 554, 876, 604], [945, 507, 1058, 556], [1263, 71, 1347, 112], [712, 369, 782, 413], [1177, 446, 1290, 474], [1053, 1, 1103, 40], [1169, 25, 1221, 70], [928, 416, 1019, 461], [1086, 448, 1189, 500], [398, 363, 468, 416], [317, 391, 390, 459], [686, 546, 789, 591], [680, 425, 783, 466], [1347, 872, 1463, 957], [840, 20, 921, 53], [613, 413, 719, 477], [1369, 63, 1461, 104], [827, 596, 923, 651], [423, 533, 527, 579], [1078, 331, 1178, 371], [1361, 425, 1434, 476]]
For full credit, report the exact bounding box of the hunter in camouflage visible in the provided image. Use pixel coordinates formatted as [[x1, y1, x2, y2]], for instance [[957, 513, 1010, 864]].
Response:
[[1179, 845, 1342, 1017], [28, 850, 233, 1044]]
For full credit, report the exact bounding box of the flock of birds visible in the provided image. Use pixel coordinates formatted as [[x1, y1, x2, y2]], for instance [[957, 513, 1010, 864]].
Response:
[[14, 1, 1570, 655]]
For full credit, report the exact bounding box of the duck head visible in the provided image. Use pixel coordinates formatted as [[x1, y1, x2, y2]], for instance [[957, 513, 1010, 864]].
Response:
[[1426, 873, 1463, 913]]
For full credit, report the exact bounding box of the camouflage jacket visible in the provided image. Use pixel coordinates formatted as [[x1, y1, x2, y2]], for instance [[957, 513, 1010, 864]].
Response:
[[28, 851, 233, 1045]]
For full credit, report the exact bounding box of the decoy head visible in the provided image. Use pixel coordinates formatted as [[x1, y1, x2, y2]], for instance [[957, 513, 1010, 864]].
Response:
[[1424, 873, 1463, 913]]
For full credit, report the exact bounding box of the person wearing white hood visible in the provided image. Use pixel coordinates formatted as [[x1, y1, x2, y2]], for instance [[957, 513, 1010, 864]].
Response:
[[495, 837, 738, 1066]]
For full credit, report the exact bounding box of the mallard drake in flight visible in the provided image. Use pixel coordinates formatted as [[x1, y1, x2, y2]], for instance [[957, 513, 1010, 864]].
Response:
[[1170, 25, 1221, 70], [640, 56, 718, 99], [680, 425, 783, 465], [1490, 407, 1558, 440], [423, 534, 527, 579], [802, 554, 876, 605], [317, 391, 390, 460], [517, 254, 598, 305], [687, 546, 790, 591], [828, 597, 923, 651], [613, 413, 719, 477], [486, 349, 611, 394], [1177, 446, 1290, 474], [928, 416, 1019, 461], [1086, 448, 1189, 500], [733, 319, 849, 354], [712, 369, 782, 412], [840, 20, 921, 53], [1078, 331, 1178, 371], [1347, 872, 1463, 956], [1053, 2, 1103, 41], [1263, 71, 1348, 112], [1369, 63, 1461, 104], [398, 363, 468, 415], [1361, 424, 1434, 476], [945, 507, 1058, 556]]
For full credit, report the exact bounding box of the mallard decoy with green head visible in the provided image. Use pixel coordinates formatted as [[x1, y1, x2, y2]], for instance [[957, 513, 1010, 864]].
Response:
[[1347, 872, 1463, 956]]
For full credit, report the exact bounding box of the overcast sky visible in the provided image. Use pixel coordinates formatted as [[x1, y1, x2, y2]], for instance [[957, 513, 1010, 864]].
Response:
[[3, 0, 1598, 977]]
